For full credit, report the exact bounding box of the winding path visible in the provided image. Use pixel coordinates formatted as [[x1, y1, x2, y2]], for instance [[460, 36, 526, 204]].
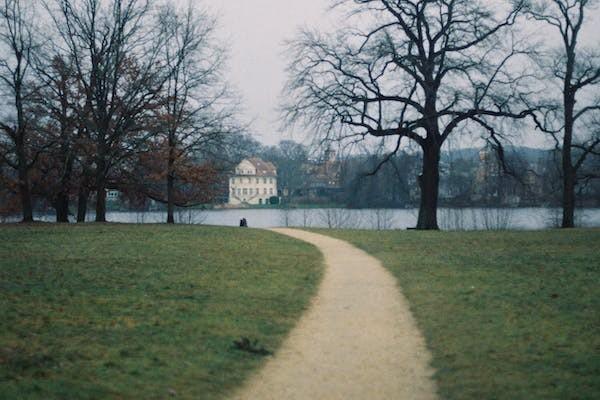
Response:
[[230, 228, 438, 400]]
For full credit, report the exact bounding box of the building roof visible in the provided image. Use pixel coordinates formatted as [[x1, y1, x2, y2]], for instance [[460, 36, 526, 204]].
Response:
[[246, 158, 277, 177]]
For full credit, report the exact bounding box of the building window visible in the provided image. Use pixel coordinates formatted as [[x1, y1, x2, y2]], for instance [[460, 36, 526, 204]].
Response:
[[263, 177, 267, 184], [256, 178, 259, 184], [269, 188, 273, 195], [263, 188, 267, 194], [243, 188, 248, 195], [237, 188, 241, 196], [259, 199, 263, 205]]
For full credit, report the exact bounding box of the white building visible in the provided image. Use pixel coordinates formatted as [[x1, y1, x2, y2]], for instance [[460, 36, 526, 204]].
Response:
[[106, 190, 120, 201], [229, 158, 278, 205]]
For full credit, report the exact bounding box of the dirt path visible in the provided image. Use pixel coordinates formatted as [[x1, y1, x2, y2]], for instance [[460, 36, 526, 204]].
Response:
[[229, 229, 438, 400]]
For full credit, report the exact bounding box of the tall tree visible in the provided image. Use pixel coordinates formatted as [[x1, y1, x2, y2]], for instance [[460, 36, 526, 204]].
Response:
[[526, 0, 600, 228], [284, 0, 534, 229], [156, 3, 233, 224], [49, 0, 171, 222], [0, 0, 38, 222], [32, 54, 79, 222]]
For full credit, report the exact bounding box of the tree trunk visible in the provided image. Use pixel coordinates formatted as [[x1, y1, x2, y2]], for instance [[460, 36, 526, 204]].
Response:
[[167, 174, 175, 224], [166, 144, 175, 224], [416, 143, 440, 230], [561, 136, 576, 228], [55, 193, 70, 223], [95, 184, 106, 222], [562, 169, 576, 228], [95, 155, 107, 222], [13, 50, 33, 223], [56, 150, 74, 223], [562, 90, 576, 228], [77, 188, 88, 223], [18, 166, 33, 223], [17, 143, 33, 223]]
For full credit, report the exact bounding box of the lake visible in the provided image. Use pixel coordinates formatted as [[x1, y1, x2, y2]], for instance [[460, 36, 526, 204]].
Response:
[[11, 207, 600, 230]]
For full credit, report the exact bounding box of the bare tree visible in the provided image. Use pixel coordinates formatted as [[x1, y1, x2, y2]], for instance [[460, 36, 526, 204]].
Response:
[[156, 3, 233, 224], [439, 207, 467, 231], [175, 207, 206, 225], [284, 0, 535, 229], [280, 204, 293, 227], [526, 0, 600, 228], [480, 207, 513, 230], [317, 207, 361, 229], [32, 53, 79, 222], [48, 0, 172, 222], [0, 0, 39, 222], [368, 208, 395, 230]]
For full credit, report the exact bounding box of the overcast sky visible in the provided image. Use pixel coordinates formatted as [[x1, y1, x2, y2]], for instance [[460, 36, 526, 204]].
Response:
[[203, 0, 339, 146], [199, 1, 599, 148]]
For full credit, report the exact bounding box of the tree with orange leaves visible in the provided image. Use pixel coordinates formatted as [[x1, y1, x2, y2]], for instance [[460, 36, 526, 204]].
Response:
[[153, 3, 241, 223]]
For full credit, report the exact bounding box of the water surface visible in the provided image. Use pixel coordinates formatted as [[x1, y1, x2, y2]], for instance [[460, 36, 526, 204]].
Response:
[[13, 207, 600, 230]]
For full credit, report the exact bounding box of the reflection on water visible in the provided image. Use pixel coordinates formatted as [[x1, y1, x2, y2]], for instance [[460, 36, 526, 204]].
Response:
[[11, 207, 600, 230]]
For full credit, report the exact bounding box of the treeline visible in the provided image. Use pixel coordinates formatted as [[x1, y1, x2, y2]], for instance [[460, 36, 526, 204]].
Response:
[[339, 147, 600, 209], [258, 140, 600, 210], [0, 0, 245, 223]]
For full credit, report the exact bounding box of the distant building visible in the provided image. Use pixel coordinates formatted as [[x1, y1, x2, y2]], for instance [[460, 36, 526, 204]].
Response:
[[106, 190, 120, 201], [229, 158, 278, 205], [300, 149, 343, 202]]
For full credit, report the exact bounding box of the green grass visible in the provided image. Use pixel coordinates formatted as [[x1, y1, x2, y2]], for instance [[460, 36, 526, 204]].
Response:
[[317, 228, 600, 400], [0, 224, 322, 400]]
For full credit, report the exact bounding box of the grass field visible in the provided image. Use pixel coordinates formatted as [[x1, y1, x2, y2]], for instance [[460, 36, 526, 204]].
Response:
[[319, 228, 600, 400], [0, 224, 322, 400]]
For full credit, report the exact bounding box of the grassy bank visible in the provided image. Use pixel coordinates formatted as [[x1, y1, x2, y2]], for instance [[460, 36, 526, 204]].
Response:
[[318, 228, 600, 400], [0, 224, 322, 400]]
